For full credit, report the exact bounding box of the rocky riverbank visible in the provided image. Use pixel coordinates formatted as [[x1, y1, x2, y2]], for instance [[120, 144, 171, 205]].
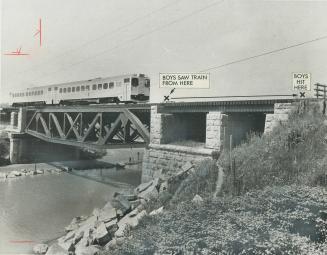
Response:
[[32, 161, 195, 255], [0, 167, 63, 180]]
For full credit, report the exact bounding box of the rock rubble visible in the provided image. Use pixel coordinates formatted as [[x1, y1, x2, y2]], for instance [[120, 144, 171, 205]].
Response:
[[41, 161, 196, 255]]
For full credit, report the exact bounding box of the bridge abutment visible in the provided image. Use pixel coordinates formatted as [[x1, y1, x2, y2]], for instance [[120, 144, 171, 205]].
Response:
[[264, 103, 296, 133], [142, 106, 226, 182]]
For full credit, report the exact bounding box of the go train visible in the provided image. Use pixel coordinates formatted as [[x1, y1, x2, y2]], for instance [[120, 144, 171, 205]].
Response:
[[9, 74, 150, 106]]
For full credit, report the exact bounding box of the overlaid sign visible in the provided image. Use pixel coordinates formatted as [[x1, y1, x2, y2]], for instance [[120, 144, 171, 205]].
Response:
[[292, 73, 311, 91], [159, 73, 210, 89]]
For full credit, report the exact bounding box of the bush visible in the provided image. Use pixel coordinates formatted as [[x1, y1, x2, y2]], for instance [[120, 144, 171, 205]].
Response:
[[220, 101, 327, 195], [169, 159, 218, 205], [0, 138, 9, 165]]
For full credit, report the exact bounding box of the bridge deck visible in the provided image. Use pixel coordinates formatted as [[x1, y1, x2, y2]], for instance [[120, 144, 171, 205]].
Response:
[[25, 103, 151, 113], [157, 99, 296, 113]]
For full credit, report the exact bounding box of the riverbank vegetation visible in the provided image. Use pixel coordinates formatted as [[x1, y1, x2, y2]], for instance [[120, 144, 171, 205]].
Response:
[[0, 138, 9, 166], [107, 101, 327, 254]]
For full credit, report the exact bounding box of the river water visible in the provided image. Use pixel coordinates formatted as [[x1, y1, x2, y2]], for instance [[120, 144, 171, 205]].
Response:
[[0, 166, 141, 254]]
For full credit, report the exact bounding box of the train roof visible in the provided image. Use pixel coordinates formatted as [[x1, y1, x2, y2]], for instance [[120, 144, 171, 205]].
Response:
[[24, 73, 148, 90]]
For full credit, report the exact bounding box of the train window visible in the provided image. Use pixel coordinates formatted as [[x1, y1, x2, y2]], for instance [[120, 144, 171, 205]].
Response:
[[124, 78, 130, 83], [86, 85, 90, 91], [145, 79, 150, 87], [131, 78, 139, 87], [92, 84, 97, 90], [76, 86, 80, 92], [103, 83, 108, 89], [54, 87, 58, 91], [72, 87, 75, 92], [109, 82, 114, 89], [59, 88, 62, 93], [26, 92, 28, 96], [48, 88, 52, 92], [41, 91, 43, 95], [63, 88, 67, 93], [68, 87, 71, 93], [81, 86, 85, 91], [98, 84, 102, 90]]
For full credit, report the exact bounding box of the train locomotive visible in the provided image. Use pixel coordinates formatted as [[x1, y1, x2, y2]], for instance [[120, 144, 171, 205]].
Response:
[[9, 74, 150, 106]]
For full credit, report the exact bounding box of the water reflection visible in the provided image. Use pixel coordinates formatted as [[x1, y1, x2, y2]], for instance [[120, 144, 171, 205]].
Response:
[[0, 167, 141, 254]]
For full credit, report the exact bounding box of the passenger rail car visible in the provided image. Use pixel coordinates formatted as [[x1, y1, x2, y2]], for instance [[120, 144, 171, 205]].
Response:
[[9, 74, 150, 106]]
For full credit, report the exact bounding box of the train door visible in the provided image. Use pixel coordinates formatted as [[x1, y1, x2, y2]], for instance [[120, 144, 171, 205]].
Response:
[[53, 87, 58, 104], [124, 82, 128, 101]]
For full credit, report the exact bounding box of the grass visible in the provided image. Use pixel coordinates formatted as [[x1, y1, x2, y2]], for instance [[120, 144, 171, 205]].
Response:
[[220, 101, 327, 195], [109, 185, 327, 255]]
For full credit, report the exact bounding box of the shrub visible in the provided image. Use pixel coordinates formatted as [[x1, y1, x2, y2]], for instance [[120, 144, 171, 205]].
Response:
[[220, 101, 327, 195], [169, 159, 219, 205]]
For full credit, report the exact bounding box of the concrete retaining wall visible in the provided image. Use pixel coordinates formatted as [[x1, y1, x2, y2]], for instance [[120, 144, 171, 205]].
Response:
[[142, 144, 213, 182], [264, 103, 297, 133]]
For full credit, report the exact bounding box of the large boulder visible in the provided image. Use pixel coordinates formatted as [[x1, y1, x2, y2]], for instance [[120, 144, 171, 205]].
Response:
[[113, 191, 137, 201], [93, 222, 111, 245], [65, 216, 86, 232], [92, 208, 101, 218], [149, 206, 164, 216], [45, 243, 68, 255], [98, 208, 117, 223], [7, 171, 21, 178], [59, 215, 98, 251], [104, 218, 118, 235], [114, 209, 147, 238], [104, 238, 117, 251], [129, 199, 141, 210], [75, 245, 101, 255], [33, 243, 48, 254], [36, 169, 44, 174], [111, 195, 131, 216], [137, 184, 159, 201], [134, 180, 153, 194]]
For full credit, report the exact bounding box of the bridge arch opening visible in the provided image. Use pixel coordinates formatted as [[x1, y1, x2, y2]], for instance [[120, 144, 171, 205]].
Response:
[[225, 112, 266, 148], [162, 112, 207, 146]]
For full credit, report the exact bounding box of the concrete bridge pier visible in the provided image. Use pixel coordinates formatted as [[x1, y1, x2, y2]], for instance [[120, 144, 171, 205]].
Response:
[[205, 111, 228, 150], [9, 133, 30, 164]]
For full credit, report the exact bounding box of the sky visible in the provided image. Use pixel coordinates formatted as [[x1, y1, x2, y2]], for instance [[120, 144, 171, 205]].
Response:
[[1, 0, 327, 103]]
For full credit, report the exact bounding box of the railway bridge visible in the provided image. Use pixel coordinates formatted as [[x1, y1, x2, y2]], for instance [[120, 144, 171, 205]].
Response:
[[5, 99, 297, 180]]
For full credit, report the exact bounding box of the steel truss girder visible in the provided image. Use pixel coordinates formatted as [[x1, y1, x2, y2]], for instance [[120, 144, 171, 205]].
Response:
[[25, 109, 150, 150]]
